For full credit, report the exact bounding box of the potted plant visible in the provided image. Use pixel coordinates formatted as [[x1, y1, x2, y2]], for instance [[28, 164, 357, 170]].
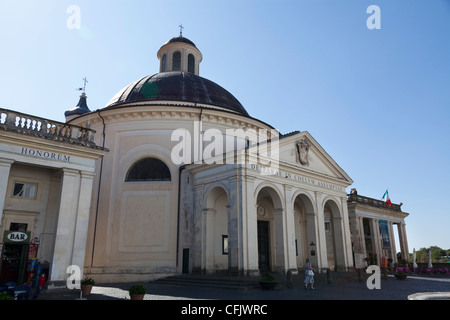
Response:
[[129, 284, 146, 300], [80, 277, 95, 296], [394, 270, 407, 280], [259, 273, 278, 290]]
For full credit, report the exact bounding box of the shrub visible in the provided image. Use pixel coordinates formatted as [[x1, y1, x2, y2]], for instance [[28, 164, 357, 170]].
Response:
[[81, 277, 95, 285], [260, 273, 276, 282], [129, 284, 146, 295]]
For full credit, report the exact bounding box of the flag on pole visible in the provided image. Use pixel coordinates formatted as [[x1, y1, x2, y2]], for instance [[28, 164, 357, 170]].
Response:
[[382, 190, 391, 206]]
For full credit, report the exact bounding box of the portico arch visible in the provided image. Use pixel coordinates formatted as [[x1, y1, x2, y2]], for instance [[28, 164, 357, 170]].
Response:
[[203, 184, 229, 273], [255, 185, 285, 273], [323, 198, 346, 271], [292, 192, 316, 270]]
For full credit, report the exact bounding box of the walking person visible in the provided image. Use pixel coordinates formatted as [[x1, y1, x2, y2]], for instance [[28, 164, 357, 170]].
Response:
[[304, 258, 315, 290]]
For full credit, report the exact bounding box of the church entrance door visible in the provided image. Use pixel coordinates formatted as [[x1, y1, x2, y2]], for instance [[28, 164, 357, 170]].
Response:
[[257, 220, 270, 273]]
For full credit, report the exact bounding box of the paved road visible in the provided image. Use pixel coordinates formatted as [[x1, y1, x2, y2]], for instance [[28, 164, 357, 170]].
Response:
[[25, 273, 447, 318], [36, 272, 450, 301]]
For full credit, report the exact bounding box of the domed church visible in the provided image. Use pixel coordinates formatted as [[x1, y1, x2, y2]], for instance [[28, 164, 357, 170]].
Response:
[[65, 33, 357, 283]]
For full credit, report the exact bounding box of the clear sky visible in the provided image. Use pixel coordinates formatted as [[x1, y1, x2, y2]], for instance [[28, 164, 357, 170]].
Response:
[[1, 0, 449, 252]]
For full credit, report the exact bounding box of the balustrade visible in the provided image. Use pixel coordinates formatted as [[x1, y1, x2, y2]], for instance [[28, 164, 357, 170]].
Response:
[[0, 108, 96, 147]]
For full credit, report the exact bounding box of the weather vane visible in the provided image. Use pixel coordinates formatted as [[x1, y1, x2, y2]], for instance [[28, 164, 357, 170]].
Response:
[[179, 24, 184, 37], [77, 77, 88, 93]]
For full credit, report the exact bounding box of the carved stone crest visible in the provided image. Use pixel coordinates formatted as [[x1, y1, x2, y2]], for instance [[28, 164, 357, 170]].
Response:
[[296, 138, 310, 165]]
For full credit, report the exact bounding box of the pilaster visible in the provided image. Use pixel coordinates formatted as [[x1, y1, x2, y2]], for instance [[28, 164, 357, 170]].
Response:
[[340, 196, 354, 270], [242, 175, 259, 276], [71, 171, 95, 272], [227, 175, 241, 275], [192, 184, 204, 274], [315, 192, 328, 271], [50, 168, 81, 282], [284, 186, 298, 273], [0, 158, 14, 227]]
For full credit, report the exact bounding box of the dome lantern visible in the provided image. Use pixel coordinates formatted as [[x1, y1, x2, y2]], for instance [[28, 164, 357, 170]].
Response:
[[157, 31, 203, 75]]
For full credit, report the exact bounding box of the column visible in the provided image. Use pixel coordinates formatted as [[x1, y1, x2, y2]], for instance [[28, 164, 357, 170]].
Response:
[[358, 216, 367, 256], [227, 176, 241, 275], [0, 158, 13, 227], [71, 171, 95, 273], [353, 215, 368, 268], [370, 219, 382, 266], [242, 176, 259, 276], [398, 222, 409, 262], [283, 186, 298, 273], [192, 185, 204, 274], [315, 192, 328, 271], [340, 197, 354, 270], [387, 221, 397, 263], [50, 168, 81, 283]]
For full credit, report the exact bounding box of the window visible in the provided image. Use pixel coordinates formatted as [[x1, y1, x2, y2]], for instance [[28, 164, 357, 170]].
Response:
[[126, 158, 171, 182], [188, 54, 195, 73], [172, 51, 181, 71], [12, 182, 37, 199], [10, 223, 28, 231], [222, 235, 228, 255], [161, 54, 167, 72]]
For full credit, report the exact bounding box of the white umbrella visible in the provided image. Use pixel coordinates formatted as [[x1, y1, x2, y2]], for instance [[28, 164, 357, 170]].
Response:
[[413, 248, 418, 268], [428, 250, 433, 269]]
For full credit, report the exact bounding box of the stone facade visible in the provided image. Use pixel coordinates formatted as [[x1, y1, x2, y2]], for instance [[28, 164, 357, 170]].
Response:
[[347, 189, 410, 269], [177, 130, 355, 276], [0, 108, 107, 286], [62, 34, 408, 283], [0, 34, 411, 286]]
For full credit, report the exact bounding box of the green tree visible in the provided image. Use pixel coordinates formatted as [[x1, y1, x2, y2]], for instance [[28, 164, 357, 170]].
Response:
[[413, 246, 446, 263]]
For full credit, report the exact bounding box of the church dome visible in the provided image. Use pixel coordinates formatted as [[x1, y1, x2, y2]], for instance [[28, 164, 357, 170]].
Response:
[[103, 71, 249, 116], [164, 35, 197, 48]]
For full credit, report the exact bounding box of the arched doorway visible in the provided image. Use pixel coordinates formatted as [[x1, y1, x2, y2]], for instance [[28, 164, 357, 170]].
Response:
[[204, 185, 229, 273], [323, 199, 344, 271], [293, 193, 316, 270], [255, 186, 284, 273]]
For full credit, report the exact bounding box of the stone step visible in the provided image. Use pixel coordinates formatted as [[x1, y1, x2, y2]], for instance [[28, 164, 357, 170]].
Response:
[[153, 274, 261, 289], [152, 271, 370, 289]]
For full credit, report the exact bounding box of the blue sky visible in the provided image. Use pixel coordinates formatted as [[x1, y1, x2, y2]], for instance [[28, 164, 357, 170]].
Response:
[[1, 0, 449, 251]]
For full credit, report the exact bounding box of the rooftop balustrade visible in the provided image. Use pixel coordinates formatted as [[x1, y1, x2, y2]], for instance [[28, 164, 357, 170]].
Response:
[[0, 108, 101, 149]]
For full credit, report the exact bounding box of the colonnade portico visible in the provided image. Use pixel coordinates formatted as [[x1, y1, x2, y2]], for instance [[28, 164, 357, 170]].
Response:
[[0, 108, 107, 286], [180, 162, 354, 276], [347, 189, 410, 268]]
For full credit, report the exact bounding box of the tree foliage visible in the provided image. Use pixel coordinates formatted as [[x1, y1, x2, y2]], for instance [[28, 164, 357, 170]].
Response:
[[412, 246, 450, 263]]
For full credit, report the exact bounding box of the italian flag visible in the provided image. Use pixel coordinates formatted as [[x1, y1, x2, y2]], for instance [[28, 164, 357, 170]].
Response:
[[382, 190, 391, 206]]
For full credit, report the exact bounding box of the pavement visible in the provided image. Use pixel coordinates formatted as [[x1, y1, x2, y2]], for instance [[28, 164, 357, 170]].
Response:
[[3, 272, 442, 318], [34, 271, 450, 301]]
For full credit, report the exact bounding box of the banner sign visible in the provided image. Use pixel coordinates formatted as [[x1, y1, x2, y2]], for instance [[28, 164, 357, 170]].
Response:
[[379, 220, 390, 250], [3, 231, 31, 244]]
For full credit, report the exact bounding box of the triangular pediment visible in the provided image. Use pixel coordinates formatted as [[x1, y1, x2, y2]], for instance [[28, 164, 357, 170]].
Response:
[[277, 131, 353, 184]]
